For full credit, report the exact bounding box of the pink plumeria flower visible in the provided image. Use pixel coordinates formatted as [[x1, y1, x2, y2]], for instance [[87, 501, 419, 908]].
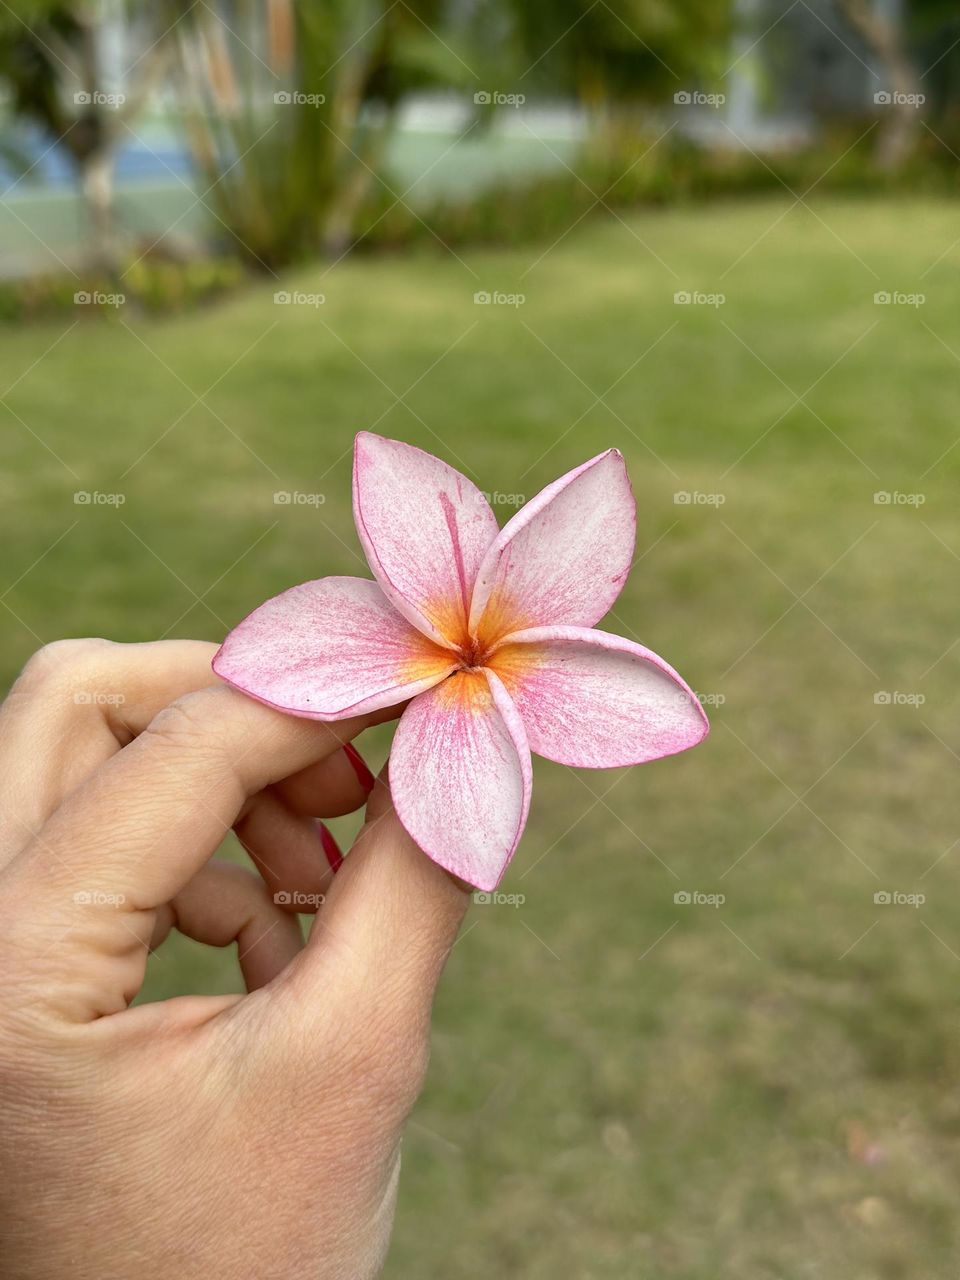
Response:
[[213, 433, 708, 890]]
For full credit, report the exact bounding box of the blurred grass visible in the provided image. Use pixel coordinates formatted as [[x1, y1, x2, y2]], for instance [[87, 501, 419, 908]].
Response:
[[3, 195, 960, 1277]]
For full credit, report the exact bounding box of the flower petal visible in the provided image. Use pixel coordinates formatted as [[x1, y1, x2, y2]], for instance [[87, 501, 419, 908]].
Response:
[[468, 449, 636, 641], [353, 432, 499, 649], [488, 625, 709, 767], [390, 668, 532, 890], [213, 576, 458, 720]]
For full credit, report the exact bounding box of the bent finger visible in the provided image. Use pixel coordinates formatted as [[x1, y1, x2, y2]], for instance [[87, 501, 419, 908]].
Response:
[[150, 860, 303, 992], [2, 685, 398, 1020], [235, 789, 339, 915], [0, 639, 220, 863], [274, 741, 375, 818]]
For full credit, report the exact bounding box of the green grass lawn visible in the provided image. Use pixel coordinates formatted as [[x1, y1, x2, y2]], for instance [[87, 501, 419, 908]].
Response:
[[3, 195, 960, 1278]]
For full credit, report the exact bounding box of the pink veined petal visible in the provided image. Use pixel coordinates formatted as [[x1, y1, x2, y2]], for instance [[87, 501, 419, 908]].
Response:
[[353, 432, 500, 650], [212, 576, 458, 721], [488, 625, 709, 768], [390, 667, 532, 891], [468, 449, 637, 642]]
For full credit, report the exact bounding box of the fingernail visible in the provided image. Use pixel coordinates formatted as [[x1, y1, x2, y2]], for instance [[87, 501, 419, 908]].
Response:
[[343, 741, 375, 793], [319, 822, 344, 874]]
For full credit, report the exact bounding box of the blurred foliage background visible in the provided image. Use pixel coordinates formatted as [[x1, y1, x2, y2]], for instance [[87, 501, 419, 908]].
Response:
[[3, 2, 960, 1277]]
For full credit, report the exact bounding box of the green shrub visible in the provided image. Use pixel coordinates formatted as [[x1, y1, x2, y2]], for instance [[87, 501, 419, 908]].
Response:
[[355, 125, 960, 257], [0, 255, 245, 323]]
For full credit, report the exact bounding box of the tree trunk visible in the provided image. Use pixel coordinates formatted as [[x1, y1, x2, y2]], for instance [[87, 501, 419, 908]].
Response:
[[322, 116, 396, 257], [836, 0, 919, 172], [79, 147, 118, 273]]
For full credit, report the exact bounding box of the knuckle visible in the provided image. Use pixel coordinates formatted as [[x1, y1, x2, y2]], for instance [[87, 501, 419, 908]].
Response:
[[141, 687, 232, 755], [16, 638, 113, 695]]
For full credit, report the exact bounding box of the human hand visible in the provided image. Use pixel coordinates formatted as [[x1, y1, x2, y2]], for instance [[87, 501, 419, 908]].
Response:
[[0, 639, 470, 1280]]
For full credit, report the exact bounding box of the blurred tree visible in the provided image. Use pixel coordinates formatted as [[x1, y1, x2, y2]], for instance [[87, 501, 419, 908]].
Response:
[[495, 0, 733, 111], [176, 0, 738, 268], [0, 0, 185, 269], [0, 0, 740, 274], [470, 0, 734, 184], [834, 0, 919, 170], [905, 0, 960, 138], [175, 0, 476, 267]]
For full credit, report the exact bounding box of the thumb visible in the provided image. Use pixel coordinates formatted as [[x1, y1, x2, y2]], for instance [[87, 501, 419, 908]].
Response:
[[291, 765, 471, 1035]]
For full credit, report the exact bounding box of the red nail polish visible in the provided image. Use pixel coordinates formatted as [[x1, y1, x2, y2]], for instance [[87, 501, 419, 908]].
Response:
[[319, 822, 344, 874], [343, 741, 375, 793]]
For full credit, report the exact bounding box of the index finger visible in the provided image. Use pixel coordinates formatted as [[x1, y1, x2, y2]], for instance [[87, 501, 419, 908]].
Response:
[[2, 686, 396, 1021]]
